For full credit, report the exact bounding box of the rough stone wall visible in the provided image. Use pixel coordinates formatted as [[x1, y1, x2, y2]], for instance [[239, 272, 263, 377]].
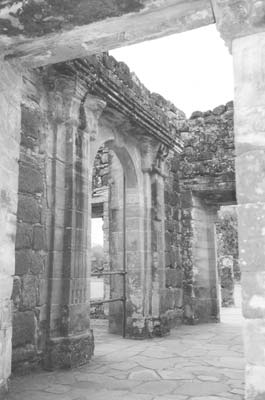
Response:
[[161, 155, 183, 327], [12, 70, 48, 373], [181, 102, 235, 201]]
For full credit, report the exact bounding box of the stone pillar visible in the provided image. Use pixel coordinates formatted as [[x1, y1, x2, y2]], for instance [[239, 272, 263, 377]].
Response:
[[108, 152, 125, 334], [133, 139, 170, 337], [44, 69, 105, 369], [0, 62, 22, 394], [182, 193, 220, 324], [233, 33, 265, 400], [212, 1, 265, 398]]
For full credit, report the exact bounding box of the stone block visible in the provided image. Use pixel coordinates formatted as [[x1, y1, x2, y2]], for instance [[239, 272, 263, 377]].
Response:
[[165, 268, 182, 288], [21, 275, 38, 309], [15, 223, 33, 249], [12, 311, 36, 348], [44, 331, 94, 370], [212, 105, 226, 115], [0, 299, 12, 330], [190, 111, 203, 119], [12, 276, 21, 308], [30, 252, 45, 275], [21, 105, 42, 141], [17, 195, 41, 224], [15, 250, 32, 275], [19, 165, 43, 194], [12, 344, 39, 373], [33, 225, 47, 250]]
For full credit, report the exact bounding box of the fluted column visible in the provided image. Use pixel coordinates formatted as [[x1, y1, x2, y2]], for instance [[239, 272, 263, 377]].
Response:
[[44, 67, 105, 368]]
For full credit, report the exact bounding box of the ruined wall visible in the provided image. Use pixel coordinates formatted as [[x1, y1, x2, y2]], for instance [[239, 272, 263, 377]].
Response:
[[12, 70, 48, 373], [179, 102, 236, 323], [181, 102, 235, 200]]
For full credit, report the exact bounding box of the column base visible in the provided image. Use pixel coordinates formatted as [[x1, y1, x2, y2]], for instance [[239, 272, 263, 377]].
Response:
[[44, 330, 94, 370], [126, 316, 170, 339], [0, 380, 8, 397], [184, 297, 220, 325]]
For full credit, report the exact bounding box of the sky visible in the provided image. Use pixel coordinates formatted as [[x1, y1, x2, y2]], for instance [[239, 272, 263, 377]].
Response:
[[110, 25, 234, 118]]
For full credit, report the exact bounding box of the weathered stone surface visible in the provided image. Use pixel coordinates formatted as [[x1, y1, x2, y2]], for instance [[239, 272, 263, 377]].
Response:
[[33, 226, 47, 251], [12, 311, 36, 348], [21, 274, 39, 309], [19, 165, 43, 194], [0, 1, 215, 67], [15, 223, 33, 249], [213, 0, 265, 48], [12, 276, 21, 309], [0, 61, 22, 394], [17, 195, 41, 224], [44, 331, 94, 370], [15, 250, 32, 275]]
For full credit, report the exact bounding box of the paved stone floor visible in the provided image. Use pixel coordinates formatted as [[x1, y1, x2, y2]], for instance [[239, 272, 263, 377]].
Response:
[[6, 307, 244, 400]]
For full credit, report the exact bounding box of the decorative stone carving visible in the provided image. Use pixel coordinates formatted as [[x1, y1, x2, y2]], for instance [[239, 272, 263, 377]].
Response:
[[212, 0, 265, 47], [81, 94, 106, 140]]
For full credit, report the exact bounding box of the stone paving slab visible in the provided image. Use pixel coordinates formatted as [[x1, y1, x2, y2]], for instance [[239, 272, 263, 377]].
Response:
[[5, 308, 244, 400]]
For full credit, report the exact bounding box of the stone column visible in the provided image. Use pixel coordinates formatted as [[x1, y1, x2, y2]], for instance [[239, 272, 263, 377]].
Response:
[[0, 62, 22, 394], [44, 68, 105, 368], [233, 33, 265, 400], [136, 140, 169, 337], [213, 1, 265, 398]]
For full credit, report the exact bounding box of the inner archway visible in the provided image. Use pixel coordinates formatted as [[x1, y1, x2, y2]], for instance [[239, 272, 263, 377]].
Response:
[[89, 136, 144, 337]]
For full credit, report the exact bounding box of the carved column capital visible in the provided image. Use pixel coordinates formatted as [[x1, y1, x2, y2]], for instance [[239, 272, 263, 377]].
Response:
[[212, 0, 265, 48], [140, 137, 172, 176], [82, 94, 106, 141], [45, 72, 86, 125], [140, 136, 156, 173]]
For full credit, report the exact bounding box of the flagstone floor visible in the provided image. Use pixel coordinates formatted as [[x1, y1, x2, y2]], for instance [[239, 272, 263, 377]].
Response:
[[6, 307, 244, 400]]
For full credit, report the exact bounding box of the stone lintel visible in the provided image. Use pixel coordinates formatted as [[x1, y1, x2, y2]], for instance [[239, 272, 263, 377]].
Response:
[[2, 0, 214, 67]]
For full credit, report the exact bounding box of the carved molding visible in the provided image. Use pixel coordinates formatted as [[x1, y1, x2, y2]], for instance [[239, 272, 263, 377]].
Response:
[[212, 0, 265, 47], [82, 94, 106, 141], [140, 137, 172, 176], [44, 72, 86, 125]]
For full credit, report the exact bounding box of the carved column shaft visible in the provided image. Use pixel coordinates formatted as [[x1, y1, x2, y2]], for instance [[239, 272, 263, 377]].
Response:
[[44, 69, 105, 369]]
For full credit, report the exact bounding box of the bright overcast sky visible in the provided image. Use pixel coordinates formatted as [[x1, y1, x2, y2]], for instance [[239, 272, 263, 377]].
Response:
[[111, 25, 234, 118]]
